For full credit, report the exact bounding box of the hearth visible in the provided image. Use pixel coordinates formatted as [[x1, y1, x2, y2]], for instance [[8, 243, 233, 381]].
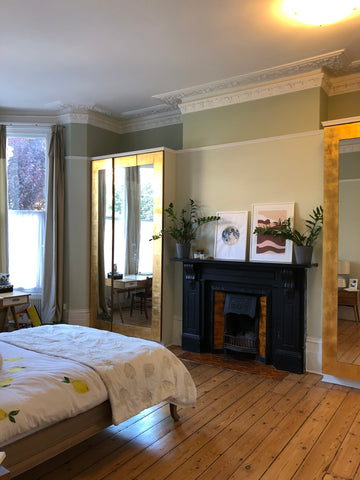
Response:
[[175, 258, 316, 374]]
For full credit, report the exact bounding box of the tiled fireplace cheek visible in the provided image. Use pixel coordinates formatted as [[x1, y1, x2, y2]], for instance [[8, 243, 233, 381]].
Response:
[[177, 259, 315, 374]]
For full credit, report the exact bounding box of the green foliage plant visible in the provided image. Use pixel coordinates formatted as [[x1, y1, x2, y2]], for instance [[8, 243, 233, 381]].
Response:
[[151, 199, 220, 244], [253, 205, 323, 247]]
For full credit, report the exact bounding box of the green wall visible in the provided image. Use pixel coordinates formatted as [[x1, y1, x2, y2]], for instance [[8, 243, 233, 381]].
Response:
[[64, 122, 182, 157], [328, 91, 360, 120], [119, 124, 182, 153], [183, 88, 323, 148]]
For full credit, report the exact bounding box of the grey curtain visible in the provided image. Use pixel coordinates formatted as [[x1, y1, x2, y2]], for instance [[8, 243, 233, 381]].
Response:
[[125, 166, 140, 275], [0, 125, 8, 272], [42, 125, 65, 324], [97, 170, 108, 314]]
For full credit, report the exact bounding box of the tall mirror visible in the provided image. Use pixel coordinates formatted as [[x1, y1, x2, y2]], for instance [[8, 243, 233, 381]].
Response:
[[90, 151, 163, 342], [337, 137, 360, 364], [322, 121, 360, 380]]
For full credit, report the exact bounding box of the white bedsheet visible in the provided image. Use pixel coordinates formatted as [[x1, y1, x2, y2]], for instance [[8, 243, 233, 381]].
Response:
[[0, 325, 197, 428], [0, 340, 108, 446]]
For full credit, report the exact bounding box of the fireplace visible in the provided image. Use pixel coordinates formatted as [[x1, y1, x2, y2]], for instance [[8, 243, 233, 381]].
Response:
[[176, 258, 316, 374]]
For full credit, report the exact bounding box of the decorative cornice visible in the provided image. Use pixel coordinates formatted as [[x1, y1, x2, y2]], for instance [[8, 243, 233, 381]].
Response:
[[327, 72, 360, 96], [178, 71, 325, 114], [120, 104, 182, 133], [1, 104, 182, 134], [154, 49, 360, 115], [154, 50, 353, 106]]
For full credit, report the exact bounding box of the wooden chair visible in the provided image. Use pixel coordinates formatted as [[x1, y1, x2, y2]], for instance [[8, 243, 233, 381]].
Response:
[[130, 277, 152, 319]]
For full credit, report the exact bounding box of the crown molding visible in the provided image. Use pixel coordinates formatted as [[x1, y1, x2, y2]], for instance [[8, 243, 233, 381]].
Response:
[[0, 104, 181, 134], [154, 49, 360, 114], [327, 72, 360, 96], [178, 71, 326, 114], [154, 49, 353, 106], [120, 104, 182, 133]]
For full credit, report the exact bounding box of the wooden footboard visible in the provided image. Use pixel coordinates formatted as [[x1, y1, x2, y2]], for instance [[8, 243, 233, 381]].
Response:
[[4, 401, 180, 477], [3, 401, 112, 477]]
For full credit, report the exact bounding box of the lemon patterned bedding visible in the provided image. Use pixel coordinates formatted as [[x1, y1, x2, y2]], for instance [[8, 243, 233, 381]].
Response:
[[0, 325, 197, 447]]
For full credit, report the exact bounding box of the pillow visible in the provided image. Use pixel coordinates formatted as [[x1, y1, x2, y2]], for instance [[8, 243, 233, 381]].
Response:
[[0, 352, 2, 370]]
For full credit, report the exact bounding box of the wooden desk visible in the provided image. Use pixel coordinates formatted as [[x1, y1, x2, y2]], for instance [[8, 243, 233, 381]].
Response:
[[338, 289, 360, 323], [105, 275, 151, 321], [105, 275, 151, 290], [0, 290, 31, 332]]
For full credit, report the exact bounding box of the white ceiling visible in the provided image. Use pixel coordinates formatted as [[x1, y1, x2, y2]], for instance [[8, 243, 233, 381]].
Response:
[[1, 0, 360, 119]]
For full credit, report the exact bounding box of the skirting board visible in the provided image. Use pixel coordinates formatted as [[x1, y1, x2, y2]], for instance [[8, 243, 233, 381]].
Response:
[[305, 336, 322, 374], [322, 374, 360, 389]]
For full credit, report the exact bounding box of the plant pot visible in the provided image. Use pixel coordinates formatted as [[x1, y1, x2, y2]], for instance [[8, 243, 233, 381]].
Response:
[[176, 242, 191, 259], [294, 245, 313, 264]]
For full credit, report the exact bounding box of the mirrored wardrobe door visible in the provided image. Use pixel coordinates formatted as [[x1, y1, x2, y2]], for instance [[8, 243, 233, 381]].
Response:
[[91, 151, 164, 342], [90, 157, 113, 332]]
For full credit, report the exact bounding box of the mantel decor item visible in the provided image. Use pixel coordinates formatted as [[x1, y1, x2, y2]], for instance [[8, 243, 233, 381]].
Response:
[[251, 203, 295, 263], [151, 199, 220, 259], [253, 205, 323, 264], [214, 211, 248, 260]]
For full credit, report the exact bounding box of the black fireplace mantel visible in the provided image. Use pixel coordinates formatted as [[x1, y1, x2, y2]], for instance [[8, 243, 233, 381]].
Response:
[[173, 258, 317, 374]]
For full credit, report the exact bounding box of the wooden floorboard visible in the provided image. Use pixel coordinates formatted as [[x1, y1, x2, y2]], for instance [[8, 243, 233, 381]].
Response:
[[13, 352, 360, 480]]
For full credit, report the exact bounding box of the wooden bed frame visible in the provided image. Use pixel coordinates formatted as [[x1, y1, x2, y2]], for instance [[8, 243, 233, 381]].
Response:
[[3, 401, 178, 477]]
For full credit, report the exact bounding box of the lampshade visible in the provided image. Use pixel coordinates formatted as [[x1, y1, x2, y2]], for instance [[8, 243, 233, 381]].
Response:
[[338, 260, 351, 275]]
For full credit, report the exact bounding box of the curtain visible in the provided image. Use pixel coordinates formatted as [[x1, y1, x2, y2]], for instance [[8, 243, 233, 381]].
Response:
[[0, 125, 8, 272], [97, 170, 108, 314], [42, 125, 65, 324], [125, 166, 140, 275]]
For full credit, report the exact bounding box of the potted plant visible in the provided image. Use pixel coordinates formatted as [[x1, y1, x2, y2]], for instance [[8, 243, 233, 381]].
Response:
[[151, 199, 220, 258], [253, 205, 323, 264]]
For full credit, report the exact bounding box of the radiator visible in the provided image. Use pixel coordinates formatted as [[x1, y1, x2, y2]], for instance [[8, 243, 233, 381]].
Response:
[[29, 294, 42, 318]]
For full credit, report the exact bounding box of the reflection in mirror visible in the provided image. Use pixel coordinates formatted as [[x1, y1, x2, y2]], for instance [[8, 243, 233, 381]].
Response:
[[111, 163, 154, 328], [337, 138, 360, 363], [91, 150, 164, 342]]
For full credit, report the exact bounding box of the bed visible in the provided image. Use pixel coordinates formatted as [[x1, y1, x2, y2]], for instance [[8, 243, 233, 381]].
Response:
[[0, 324, 197, 477]]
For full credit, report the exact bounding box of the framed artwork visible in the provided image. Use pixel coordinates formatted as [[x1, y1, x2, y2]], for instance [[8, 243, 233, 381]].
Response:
[[250, 202, 294, 263], [348, 278, 358, 291], [214, 211, 248, 260]]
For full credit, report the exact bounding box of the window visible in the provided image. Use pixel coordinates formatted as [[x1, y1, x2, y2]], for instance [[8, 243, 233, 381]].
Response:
[[6, 127, 50, 293]]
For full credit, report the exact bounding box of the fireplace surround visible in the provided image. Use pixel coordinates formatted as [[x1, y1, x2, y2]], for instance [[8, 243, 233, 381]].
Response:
[[175, 259, 316, 374]]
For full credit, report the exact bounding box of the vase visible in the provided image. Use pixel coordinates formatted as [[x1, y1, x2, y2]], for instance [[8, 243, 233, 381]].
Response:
[[294, 245, 313, 264], [176, 243, 191, 259]]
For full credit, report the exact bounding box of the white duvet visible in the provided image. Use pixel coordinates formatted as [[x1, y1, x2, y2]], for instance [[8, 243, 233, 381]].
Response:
[[0, 325, 196, 446]]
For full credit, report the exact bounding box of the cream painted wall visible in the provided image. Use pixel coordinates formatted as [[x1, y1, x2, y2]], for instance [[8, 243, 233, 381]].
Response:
[[174, 131, 324, 339]]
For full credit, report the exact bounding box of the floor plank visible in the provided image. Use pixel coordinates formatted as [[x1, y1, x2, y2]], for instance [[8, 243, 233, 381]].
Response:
[[12, 354, 360, 480]]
